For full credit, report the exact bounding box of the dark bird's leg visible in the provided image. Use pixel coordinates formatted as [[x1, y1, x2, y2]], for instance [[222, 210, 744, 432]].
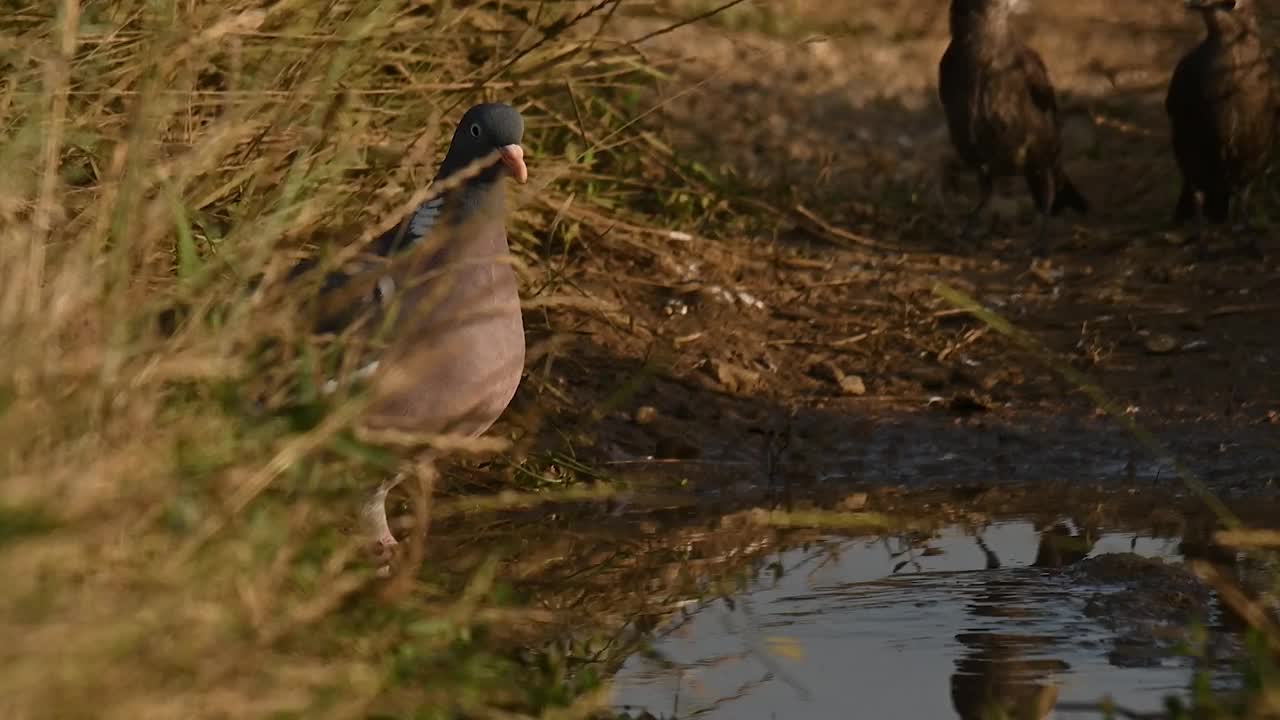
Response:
[[962, 171, 994, 241], [1175, 182, 1195, 224], [1026, 168, 1056, 258], [1232, 184, 1264, 258], [1036, 213, 1051, 258], [1192, 189, 1210, 261], [1233, 184, 1253, 230]]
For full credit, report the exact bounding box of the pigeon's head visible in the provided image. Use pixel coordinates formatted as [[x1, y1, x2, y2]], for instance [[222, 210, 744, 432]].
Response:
[[441, 102, 528, 185]]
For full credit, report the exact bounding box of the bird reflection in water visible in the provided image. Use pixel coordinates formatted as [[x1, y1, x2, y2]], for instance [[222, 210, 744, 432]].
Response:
[[949, 521, 1099, 718]]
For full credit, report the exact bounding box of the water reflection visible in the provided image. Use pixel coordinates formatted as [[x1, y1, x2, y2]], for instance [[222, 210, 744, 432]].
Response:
[[950, 523, 1097, 719], [1032, 522, 1098, 569], [612, 519, 1191, 719], [950, 632, 1063, 720]]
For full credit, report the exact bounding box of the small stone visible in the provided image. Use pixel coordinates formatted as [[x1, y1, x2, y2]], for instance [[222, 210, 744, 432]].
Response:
[[633, 405, 658, 425], [810, 361, 866, 395], [1144, 334, 1180, 354], [839, 374, 867, 396], [1029, 259, 1064, 285], [704, 359, 761, 393], [840, 492, 868, 511]]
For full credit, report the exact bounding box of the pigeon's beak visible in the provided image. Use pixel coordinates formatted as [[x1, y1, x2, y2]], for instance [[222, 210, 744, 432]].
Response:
[[498, 144, 528, 184]]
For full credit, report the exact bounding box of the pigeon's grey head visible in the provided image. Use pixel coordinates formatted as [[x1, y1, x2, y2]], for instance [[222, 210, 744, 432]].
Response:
[[439, 103, 528, 185]]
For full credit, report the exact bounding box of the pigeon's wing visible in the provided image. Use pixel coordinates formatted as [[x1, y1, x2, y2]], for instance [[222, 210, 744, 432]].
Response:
[[371, 194, 446, 257], [293, 190, 451, 336]]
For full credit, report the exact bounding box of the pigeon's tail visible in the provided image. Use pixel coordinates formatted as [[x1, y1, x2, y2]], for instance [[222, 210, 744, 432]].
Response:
[[1051, 167, 1089, 216]]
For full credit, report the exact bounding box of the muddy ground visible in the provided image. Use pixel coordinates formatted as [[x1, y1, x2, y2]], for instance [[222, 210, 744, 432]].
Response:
[[368, 5, 1280, 715], [492, 0, 1280, 503]]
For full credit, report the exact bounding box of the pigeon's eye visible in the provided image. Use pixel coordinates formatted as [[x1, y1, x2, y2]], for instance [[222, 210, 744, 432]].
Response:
[[469, 123, 481, 138]]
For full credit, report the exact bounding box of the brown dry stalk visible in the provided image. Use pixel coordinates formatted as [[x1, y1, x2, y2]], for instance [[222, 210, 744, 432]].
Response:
[[1214, 529, 1280, 549], [1189, 560, 1280, 654], [26, 1, 79, 318]]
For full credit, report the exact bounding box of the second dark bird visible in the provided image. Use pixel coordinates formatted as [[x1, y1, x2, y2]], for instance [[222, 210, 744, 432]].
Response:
[[939, 0, 1088, 255], [1166, 0, 1277, 256]]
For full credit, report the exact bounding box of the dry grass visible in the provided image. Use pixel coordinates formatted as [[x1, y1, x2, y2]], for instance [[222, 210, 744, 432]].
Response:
[[0, 1, 727, 717], [3, 1, 1280, 718]]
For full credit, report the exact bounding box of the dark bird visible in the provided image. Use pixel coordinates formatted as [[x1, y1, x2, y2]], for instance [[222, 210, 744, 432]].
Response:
[[939, 0, 1089, 255], [1166, 0, 1277, 256]]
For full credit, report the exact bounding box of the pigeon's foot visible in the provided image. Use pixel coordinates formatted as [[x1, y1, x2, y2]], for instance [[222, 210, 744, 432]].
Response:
[[360, 474, 406, 575], [372, 535, 400, 577]]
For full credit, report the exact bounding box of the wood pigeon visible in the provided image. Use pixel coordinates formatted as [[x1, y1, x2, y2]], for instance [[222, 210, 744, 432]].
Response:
[[293, 102, 529, 560]]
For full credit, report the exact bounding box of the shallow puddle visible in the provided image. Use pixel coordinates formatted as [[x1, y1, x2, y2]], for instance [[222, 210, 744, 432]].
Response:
[[611, 519, 1229, 719]]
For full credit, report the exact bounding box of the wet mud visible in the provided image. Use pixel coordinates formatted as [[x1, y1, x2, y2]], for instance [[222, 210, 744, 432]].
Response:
[[436, 2, 1280, 716], [509, 0, 1280, 500]]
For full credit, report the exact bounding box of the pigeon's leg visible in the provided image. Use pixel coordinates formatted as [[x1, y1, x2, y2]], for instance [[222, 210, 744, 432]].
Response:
[[362, 473, 405, 561], [962, 171, 994, 241]]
